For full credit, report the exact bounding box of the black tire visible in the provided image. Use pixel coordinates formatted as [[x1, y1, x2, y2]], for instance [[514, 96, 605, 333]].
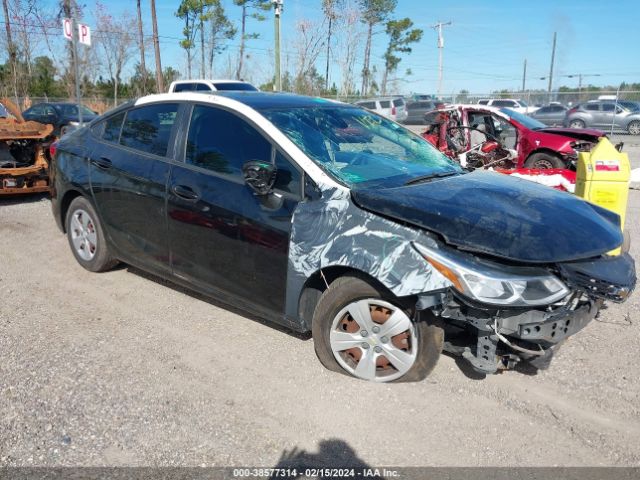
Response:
[[524, 152, 565, 169], [312, 274, 443, 382], [627, 121, 640, 136], [65, 196, 118, 272]]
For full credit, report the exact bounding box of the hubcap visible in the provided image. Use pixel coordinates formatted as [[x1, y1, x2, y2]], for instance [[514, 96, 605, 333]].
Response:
[[329, 299, 417, 382], [70, 209, 98, 261], [534, 158, 554, 169], [629, 122, 640, 135], [570, 121, 584, 129]]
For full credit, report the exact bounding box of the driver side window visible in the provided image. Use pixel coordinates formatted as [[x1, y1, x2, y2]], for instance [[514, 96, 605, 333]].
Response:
[[491, 115, 517, 149], [185, 105, 272, 176]]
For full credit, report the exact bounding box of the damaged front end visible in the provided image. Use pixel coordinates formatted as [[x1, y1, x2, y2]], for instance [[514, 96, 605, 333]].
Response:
[[0, 99, 54, 195], [414, 243, 636, 374]]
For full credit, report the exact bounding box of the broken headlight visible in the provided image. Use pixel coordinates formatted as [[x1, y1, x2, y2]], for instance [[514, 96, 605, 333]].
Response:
[[414, 243, 569, 307]]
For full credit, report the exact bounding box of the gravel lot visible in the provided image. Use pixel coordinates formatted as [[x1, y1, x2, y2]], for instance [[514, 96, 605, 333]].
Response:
[[1, 139, 639, 468]]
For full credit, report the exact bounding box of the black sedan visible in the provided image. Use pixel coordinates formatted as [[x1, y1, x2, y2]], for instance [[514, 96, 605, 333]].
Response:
[[22, 102, 97, 136], [50, 92, 635, 382]]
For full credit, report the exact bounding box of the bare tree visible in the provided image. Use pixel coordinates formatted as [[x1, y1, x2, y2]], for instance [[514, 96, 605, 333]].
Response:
[[95, 2, 136, 105], [233, 0, 270, 80], [292, 19, 325, 95], [335, 2, 363, 97], [321, 0, 343, 91]]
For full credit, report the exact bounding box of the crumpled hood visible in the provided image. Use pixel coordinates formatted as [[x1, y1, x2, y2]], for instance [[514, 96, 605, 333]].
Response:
[[351, 171, 622, 264], [536, 127, 604, 142]]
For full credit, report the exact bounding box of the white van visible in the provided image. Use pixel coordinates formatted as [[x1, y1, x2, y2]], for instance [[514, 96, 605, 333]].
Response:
[[477, 98, 538, 114], [355, 97, 408, 122]]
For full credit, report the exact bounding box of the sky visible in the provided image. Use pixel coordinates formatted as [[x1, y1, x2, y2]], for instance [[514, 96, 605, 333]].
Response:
[[19, 0, 640, 94]]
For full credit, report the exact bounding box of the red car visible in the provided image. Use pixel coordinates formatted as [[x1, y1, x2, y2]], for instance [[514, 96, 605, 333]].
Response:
[[422, 104, 606, 170]]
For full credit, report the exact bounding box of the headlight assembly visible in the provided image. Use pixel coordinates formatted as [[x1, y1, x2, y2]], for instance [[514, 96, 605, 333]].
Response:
[[413, 243, 569, 307]]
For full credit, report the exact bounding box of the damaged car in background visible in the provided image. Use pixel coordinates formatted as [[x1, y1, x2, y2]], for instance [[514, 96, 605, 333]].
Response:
[[421, 104, 612, 172], [50, 92, 636, 382], [0, 98, 54, 195]]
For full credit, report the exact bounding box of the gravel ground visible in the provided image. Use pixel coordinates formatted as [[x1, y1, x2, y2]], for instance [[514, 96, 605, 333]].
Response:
[[1, 141, 639, 468]]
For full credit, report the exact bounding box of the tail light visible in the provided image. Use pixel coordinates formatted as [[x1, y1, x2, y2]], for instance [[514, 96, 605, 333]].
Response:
[[49, 141, 58, 158], [392, 106, 396, 116]]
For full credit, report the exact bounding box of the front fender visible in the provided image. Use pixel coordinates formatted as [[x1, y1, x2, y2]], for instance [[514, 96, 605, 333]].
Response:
[[284, 187, 451, 325]]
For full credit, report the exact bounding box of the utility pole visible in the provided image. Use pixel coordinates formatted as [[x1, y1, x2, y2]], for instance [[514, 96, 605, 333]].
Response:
[[547, 31, 557, 100], [150, 0, 164, 93], [63, 0, 83, 126], [273, 0, 283, 91], [136, 0, 147, 94], [431, 20, 452, 99], [522, 58, 527, 92]]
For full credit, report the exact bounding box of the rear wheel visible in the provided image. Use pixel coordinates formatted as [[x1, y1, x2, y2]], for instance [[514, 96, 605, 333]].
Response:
[[627, 121, 640, 135], [524, 152, 565, 169], [569, 119, 586, 129], [312, 274, 443, 382], [65, 196, 118, 272]]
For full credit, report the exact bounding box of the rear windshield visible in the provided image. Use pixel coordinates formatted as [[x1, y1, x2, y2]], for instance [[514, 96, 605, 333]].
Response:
[[212, 82, 258, 91]]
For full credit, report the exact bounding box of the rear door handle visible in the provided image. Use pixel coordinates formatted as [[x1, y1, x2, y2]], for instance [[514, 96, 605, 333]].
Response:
[[172, 184, 200, 201], [91, 157, 112, 169]]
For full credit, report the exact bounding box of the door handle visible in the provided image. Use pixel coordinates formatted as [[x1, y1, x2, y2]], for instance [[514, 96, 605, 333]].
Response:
[[172, 184, 200, 201], [91, 157, 112, 169]]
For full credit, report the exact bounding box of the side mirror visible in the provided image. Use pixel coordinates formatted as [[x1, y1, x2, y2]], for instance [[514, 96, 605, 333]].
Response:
[[242, 160, 276, 195]]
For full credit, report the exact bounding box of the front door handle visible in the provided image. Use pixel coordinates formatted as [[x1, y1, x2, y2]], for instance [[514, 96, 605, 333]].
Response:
[[91, 157, 112, 169], [172, 184, 200, 201]]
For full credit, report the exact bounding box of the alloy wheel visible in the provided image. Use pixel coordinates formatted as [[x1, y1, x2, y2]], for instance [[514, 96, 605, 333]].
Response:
[[569, 120, 585, 129], [70, 209, 98, 261], [329, 299, 417, 382]]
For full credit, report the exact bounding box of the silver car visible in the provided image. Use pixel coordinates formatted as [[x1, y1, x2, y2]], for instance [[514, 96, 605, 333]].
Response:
[[564, 101, 640, 134], [528, 104, 568, 126]]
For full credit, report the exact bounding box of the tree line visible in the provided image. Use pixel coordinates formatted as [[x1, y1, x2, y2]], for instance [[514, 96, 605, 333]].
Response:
[[1, 0, 426, 104]]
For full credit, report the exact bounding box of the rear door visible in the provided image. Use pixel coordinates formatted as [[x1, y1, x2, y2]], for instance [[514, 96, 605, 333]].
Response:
[[167, 103, 302, 317], [89, 102, 180, 274]]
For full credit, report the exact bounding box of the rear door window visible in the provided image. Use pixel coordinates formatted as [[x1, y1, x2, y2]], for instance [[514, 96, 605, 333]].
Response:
[[120, 103, 178, 157], [195, 83, 212, 91], [392, 99, 405, 107], [102, 112, 126, 143], [379, 100, 391, 108], [357, 102, 376, 109], [585, 104, 600, 111]]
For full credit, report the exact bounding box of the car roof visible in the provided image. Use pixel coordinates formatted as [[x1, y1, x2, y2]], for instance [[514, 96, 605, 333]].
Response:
[[135, 91, 352, 110]]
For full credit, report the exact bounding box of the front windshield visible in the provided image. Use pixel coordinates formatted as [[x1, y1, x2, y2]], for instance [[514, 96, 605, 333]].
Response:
[[262, 106, 461, 188], [500, 108, 546, 130]]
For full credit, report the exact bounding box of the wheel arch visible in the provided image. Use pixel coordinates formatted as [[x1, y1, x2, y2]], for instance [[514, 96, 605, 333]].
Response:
[[59, 189, 86, 232], [297, 266, 411, 332]]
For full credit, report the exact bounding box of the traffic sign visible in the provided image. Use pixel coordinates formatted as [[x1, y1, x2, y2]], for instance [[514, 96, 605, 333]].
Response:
[[78, 24, 91, 46], [62, 18, 72, 41]]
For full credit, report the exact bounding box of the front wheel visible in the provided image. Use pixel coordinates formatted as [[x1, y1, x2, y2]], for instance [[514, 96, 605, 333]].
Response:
[[312, 274, 443, 382], [627, 121, 640, 135], [65, 196, 118, 272], [524, 152, 565, 169], [569, 119, 586, 129]]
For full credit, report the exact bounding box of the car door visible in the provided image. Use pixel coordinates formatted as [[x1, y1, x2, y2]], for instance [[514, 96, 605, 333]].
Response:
[[89, 102, 180, 274], [584, 103, 602, 126], [167, 103, 302, 318]]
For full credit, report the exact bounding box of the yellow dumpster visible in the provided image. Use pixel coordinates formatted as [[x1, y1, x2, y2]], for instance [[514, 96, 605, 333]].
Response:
[[575, 137, 630, 255]]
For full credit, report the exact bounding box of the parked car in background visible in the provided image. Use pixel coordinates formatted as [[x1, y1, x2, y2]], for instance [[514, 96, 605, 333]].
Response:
[[477, 98, 538, 114], [564, 101, 640, 134], [50, 91, 635, 382], [528, 104, 568, 126], [22, 102, 97, 136], [168, 79, 258, 93], [0, 102, 9, 118], [403, 100, 437, 124], [422, 104, 605, 169], [355, 96, 408, 122]]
